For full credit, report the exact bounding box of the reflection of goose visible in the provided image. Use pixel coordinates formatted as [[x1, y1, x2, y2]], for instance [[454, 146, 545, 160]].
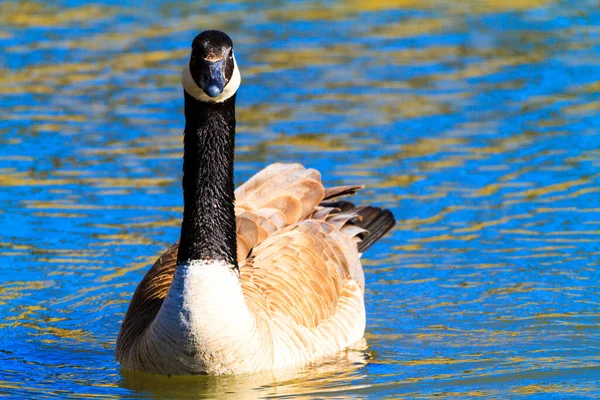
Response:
[[116, 30, 395, 375], [120, 341, 368, 398]]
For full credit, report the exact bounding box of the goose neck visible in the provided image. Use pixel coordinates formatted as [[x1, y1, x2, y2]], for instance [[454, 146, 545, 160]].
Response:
[[177, 91, 238, 267]]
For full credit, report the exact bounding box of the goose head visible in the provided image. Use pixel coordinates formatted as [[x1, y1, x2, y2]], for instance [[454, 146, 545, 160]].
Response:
[[182, 30, 242, 103]]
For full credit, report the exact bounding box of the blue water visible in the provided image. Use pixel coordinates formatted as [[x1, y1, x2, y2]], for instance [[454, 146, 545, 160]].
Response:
[[1, 0, 599, 398]]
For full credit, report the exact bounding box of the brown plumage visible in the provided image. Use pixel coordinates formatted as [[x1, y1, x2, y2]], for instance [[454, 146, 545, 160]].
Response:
[[117, 163, 395, 374]]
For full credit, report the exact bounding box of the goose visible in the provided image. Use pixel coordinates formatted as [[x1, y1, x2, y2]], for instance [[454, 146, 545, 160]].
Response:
[[116, 30, 395, 375]]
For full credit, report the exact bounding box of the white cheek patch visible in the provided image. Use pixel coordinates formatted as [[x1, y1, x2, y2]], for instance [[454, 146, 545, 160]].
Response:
[[181, 54, 241, 103]]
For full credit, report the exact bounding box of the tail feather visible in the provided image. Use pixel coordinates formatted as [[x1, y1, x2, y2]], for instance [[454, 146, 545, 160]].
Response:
[[320, 199, 395, 252], [322, 185, 363, 201], [354, 207, 395, 253], [320, 200, 356, 212]]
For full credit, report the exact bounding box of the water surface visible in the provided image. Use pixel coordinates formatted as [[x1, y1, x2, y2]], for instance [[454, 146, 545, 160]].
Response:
[[1, 0, 599, 398]]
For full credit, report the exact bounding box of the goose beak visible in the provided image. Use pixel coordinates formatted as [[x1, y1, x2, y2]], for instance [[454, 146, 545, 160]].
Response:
[[201, 58, 226, 98]]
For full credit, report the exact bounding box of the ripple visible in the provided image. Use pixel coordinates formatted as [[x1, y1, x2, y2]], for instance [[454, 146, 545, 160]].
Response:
[[1, 0, 600, 398]]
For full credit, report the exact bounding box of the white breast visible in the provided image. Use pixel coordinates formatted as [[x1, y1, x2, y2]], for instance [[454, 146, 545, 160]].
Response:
[[147, 260, 267, 374]]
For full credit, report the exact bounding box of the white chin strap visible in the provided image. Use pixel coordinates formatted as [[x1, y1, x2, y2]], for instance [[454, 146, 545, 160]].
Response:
[[181, 53, 241, 103]]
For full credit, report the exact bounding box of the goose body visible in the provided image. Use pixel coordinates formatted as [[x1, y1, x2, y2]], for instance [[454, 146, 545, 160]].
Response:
[[116, 31, 395, 375]]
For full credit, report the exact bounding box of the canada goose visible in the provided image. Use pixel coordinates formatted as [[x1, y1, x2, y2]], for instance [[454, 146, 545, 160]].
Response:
[[116, 30, 395, 375]]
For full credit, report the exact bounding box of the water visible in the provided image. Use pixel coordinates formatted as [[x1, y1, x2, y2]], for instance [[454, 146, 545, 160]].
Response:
[[1, 0, 599, 398]]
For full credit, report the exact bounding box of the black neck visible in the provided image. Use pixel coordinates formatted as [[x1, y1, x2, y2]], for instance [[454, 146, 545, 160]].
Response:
[[177, 91, 238, 267]]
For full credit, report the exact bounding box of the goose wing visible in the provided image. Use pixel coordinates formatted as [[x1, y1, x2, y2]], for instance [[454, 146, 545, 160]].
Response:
[[233, 163, 325, 261], [239, 216, 365, 332]]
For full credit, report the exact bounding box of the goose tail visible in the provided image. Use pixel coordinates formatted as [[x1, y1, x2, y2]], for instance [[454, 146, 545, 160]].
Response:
[[319, 195, 395, 253], [354, 206, 396, 253]]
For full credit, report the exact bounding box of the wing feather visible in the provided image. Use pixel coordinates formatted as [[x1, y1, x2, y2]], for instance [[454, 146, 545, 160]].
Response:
[[240, 218, 361, 331]]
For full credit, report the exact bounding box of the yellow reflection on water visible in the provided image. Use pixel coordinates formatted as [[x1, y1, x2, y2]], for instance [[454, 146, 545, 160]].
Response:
[[505, 178, 590, 199], [119, 345, 368, 399], [0, 281, 54, 305], [261, 133, 356, 152], [371, 17, 447, 38], [99, 257, 159, 283], [0, 2, 117, 27], [267, 0, 555, 21], [513, 384, 595, 396]]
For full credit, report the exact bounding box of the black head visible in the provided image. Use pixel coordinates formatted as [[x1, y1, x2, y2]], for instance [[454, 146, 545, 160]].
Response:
[[188, 30, 236, 99]]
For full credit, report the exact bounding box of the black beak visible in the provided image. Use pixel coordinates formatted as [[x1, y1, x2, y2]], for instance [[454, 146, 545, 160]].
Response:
[[201, 58, 226, 98]]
